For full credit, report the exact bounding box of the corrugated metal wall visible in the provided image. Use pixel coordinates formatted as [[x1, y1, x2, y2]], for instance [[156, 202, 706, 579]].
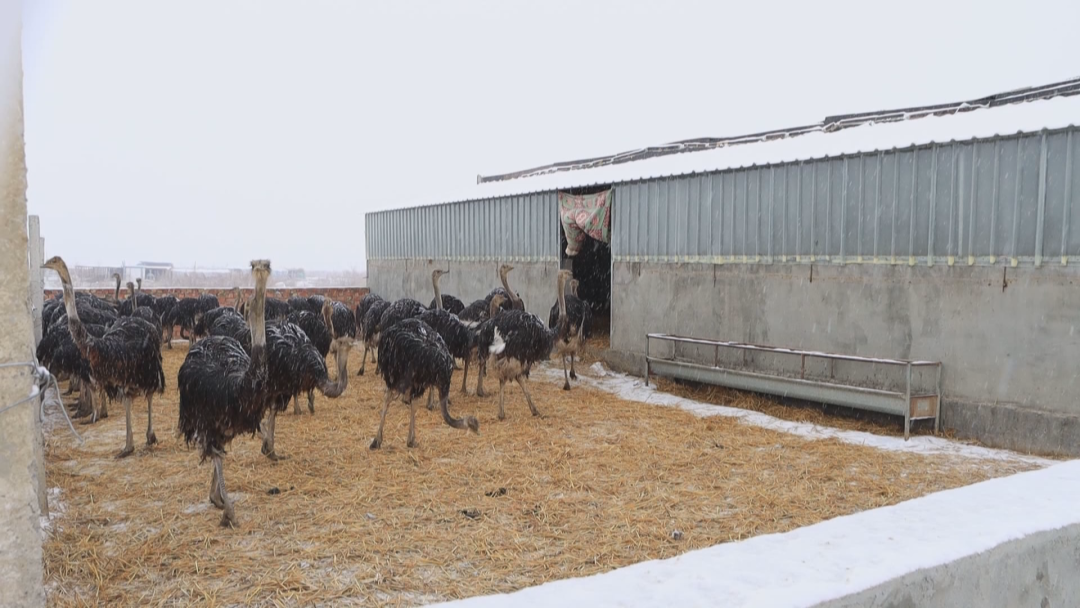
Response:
[[612, 128, 1080, 266], [366, 193, 560, 262]]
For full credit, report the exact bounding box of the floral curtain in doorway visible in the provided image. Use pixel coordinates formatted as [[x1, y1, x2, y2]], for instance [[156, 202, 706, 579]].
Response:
[[558, 189, 612, 256]]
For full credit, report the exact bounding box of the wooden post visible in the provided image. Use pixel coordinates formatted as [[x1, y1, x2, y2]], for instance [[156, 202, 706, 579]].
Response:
[[28, 215, 42, 346]]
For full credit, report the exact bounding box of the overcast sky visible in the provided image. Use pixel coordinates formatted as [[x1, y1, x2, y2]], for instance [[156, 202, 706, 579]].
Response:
[[21, 0, 1080, 271]]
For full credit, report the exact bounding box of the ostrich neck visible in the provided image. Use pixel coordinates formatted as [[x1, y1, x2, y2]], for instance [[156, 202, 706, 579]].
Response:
[[322, 304, 337, 340], [249, 275, 268, 349], [319, 343, 350, 397], [59, 271, 92, 357], [500, 271, 521, 306], [113, 277, 120, 301], [557, 275, 568, 321], [488, 298, 503, 318], [432, 274, 443, 311]]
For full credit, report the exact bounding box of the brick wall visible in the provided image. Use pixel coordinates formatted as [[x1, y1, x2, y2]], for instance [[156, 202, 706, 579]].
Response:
[[44, 286, 371, 309]]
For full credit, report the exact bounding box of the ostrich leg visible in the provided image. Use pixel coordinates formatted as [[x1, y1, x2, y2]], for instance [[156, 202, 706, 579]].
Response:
[[569, 354, 577, 381], [358, 345, 370, 376], [497, 379, 507, 421], [212, 453, 237, 527], [307, 389, 315, 414], [209, 463, 224, 508], [476, 359, 487, 397], [116, 393, 135, 458], [515, 376, 543, 418], [426, 389, 435, 411], [460, 358, 470, 395], [562, 356, 571, 391], [407, 397, 419, 448], [260, 404, 288, 460], [292, 393, 302, 415], [146, 393, 158, 445], [63, 378, 76, 396], [370, 389, 393, 449]]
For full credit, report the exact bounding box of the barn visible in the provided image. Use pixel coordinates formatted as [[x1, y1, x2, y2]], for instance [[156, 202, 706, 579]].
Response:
[[365, 77, 1080, 457]]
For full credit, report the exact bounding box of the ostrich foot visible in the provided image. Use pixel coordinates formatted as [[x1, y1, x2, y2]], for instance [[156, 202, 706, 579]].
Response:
[[476, 388, 487, 398], [497, 411, 506, 421], [369, 438, 382, 450], [209, 492, 224, 509], [220, 511, 237, 528], [146, 431, 158, 446], [407, 438, 420, 449], [562, 381, 571, 391], [570, 370, 578, 380], [115, 445, 135, 459]]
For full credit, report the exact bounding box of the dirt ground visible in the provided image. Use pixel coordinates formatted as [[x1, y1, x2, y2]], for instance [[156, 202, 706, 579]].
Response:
[[41, 340, 1043, 607]]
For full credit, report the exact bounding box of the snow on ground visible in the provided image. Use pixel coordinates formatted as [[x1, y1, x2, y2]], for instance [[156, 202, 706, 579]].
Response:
[[534, 362, 1057, 467], [428, 459, 1080, 608]]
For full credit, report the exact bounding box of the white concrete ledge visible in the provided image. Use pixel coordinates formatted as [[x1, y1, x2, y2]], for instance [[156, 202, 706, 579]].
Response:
[[428, 460, 1080, 608]]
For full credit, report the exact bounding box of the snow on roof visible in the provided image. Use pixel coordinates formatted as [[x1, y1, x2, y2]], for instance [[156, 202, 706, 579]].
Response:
[[429, 459, 1080, 608], [374, 80, 1080, 213], [457, 92, 1080, 203]]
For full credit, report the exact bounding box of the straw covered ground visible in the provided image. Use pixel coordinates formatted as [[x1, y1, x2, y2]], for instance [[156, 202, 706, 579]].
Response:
[[42, 340, 1042, 607]]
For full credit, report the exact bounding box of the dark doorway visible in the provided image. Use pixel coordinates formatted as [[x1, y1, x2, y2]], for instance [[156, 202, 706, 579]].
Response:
[[557, 185, 612, 341]]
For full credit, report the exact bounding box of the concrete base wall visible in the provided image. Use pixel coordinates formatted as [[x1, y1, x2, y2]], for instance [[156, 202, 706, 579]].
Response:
[[368, 259, 563, 315], [819, 523, 1080, 608], [607, 261, 1080, 456]]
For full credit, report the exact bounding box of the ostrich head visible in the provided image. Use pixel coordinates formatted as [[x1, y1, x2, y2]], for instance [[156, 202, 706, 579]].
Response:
[[498, 264, 513, 280], [136, 277, 142, 291], [433, 269, 449, 279], [112, 272, 121, 283], [126, 281, 136, 299], [42, 256, 72, 283]]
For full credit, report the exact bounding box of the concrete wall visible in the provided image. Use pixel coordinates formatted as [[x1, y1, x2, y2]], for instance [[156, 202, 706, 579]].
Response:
[[44, 286, 371, 309], [0, 0, 46, 603], [607, 261, 1080, 456], [819, 523, 1080, 608], [368, 259, 564, 315]]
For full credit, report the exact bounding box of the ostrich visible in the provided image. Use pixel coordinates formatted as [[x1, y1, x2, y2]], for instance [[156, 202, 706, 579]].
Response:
[[376, 298, 427, 341], [152, 294, 179, 348], [358, 298, 391, 376], [109, 273, 122, 304], [43, 256, 167, 458], [370, 318, 479, 449], [167, 295, 219, 345], [471, 295, 512, 398], [36, 316, 109, 421], [548, 276, 591, 389], [354, 292, 384, 339], [177, 260, 272, 528], [418, 269, 477, 399], [258, 300, 352, 459], [330, 301, 357, 340], [306, 294, 327, 313], [476, 269, 571, 420], [283, 308, 331, 415], [239, 294, 290, 322], [287, 295, 309, 312], [119, 281, 156, 316], [125, 282, 164, 337], [427, 273, 465, 315], [485, 264, 525, 311], [193, 289, 243, 342]]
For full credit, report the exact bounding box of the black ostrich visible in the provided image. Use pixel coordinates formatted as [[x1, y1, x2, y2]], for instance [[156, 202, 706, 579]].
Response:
[[118, 281, 156, 316], [358, 298, 391, 376], [330, 301, 357, 340], [458, 298, 492, 328], [287, 295, 309, 312], [43, 256, 167, 458], [166, 294, 220, 345], [258, 300, 352, 459], [305, 294, 327, 314], [177, 260, 273, 528], [376, 298, 427, 342], [418, 269, 477, 399], [354, 292, 384, 338], [370, 318, 479, 449], [36, 316, 109, 421], [427, 273, 465, 315], [152, 294, 179, 348], [283, 308, 331, 415], [476, 269, 571, 420], [465, 296, 509, 398], [547, 277, 591, 390], [486, 264, 525, 311], [193, 303, 243, 342]]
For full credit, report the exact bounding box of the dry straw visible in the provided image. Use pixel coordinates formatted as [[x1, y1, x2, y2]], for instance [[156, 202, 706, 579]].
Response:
[[43, 339, 1040, 607]]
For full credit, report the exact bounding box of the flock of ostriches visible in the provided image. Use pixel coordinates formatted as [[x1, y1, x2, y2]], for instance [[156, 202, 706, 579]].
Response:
[[38, 256, 591, 527]]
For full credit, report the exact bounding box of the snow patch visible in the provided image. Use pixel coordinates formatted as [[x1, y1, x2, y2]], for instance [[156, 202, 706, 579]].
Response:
[[538, 364, 1056, 466]]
